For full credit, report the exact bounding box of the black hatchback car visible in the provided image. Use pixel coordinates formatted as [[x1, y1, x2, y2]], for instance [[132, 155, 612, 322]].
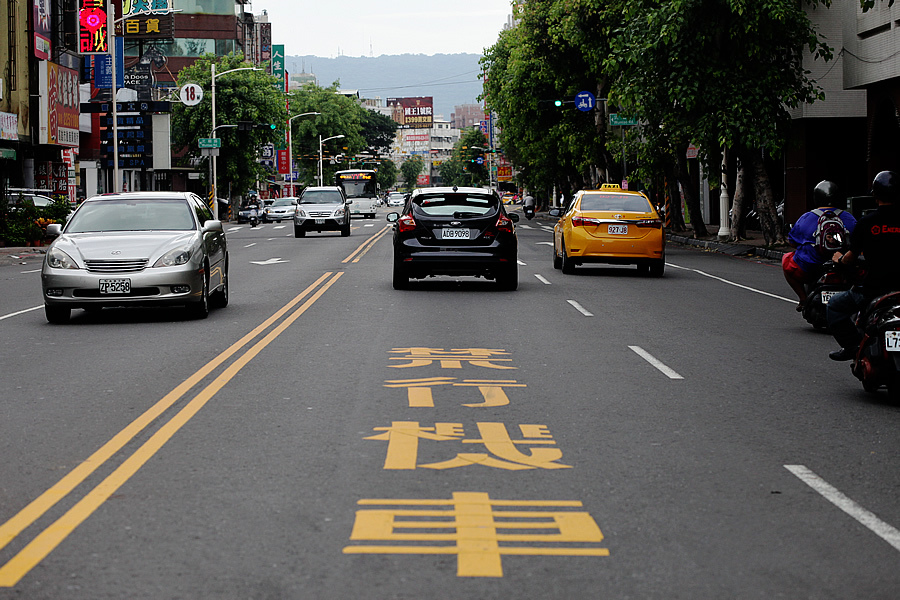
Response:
[[386, 186, 519, 290]]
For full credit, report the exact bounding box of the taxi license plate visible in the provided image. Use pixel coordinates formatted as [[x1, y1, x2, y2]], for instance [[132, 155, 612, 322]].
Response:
[[886, 331, 900, 352], [608, 224, 628, 235], [442, 228, 470, 240], [99, 278, 131, 294]]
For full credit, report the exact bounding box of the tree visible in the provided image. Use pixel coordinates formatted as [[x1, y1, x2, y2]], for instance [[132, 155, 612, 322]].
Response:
[[439, 129, 490, 188], [377, 159, 398, 191], [361, 110, 398, 156], [286, 83, 369, 187], [400, 155, 424, 191], [171, 53, 286, 204]]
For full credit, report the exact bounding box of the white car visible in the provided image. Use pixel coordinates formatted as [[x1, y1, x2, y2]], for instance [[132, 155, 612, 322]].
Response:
[[387, 192, 406, 207], [263, 197, 298, 222]]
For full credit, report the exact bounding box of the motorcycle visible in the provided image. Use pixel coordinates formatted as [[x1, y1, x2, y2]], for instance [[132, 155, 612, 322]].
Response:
[[801, 259, 853, 330], [850, 291, 900, 401]]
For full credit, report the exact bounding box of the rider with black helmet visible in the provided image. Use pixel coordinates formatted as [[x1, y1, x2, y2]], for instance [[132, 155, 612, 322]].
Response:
[[783, 180, 857, 309], [827, 170, 900, 361]]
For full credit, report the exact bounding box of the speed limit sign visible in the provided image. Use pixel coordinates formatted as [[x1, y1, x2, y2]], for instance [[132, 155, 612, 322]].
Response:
[[179, 83, 203, 106]]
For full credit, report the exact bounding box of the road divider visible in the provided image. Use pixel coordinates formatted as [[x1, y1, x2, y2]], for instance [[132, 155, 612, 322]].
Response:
[[343, 225, 391, 264]]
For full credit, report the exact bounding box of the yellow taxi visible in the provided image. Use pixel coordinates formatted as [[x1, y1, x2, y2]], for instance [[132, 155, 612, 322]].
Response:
[[551, 184, 665, 276]]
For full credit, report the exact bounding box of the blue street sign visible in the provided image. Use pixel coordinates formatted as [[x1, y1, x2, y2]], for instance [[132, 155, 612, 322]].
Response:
[[476, 156, 484, 165], [575, 91, 595, 112]]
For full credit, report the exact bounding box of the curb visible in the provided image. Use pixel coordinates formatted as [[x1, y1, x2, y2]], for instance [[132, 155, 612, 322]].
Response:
[[666, 233, 786, 261]]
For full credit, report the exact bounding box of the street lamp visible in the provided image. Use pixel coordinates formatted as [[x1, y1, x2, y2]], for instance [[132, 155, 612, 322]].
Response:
[[319, 135, 345, 186], [286, 112, 320, 196], [211, 64, 262, 219]]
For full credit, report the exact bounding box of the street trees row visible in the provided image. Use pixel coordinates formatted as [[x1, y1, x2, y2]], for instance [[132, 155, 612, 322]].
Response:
[[481, 0, 840, 243], [171, 53, 398, 204]]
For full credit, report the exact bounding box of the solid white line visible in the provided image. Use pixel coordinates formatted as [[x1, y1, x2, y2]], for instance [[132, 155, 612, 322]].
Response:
[[535, 274, 551, 285], [785, 464, 900, 552], [567, 300, 593, 317], [21, 269, 41, 274], [0, 306, 42, 321], [628, 345, 684, 379], [667, 263, 795, 303]]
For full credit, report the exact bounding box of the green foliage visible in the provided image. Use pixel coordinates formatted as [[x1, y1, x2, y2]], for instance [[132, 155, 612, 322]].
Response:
[[377, 159, 398, 191], [171, 53, 287, 198], [0, 196, 66, 246], [361, 110, 399, 155], [285, 84, 369, 186], [400, 155, 425, 190]]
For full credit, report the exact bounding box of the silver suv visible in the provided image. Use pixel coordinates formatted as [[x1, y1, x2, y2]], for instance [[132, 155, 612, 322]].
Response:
[[293, 186, 351, 237]]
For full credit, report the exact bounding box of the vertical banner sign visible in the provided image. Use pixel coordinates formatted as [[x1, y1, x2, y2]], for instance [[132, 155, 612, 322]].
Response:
[[48, 63, 80, 147], [79, 0, 109, 54], [272, 45, 285, 90], [34, 0, 52, 59], [260, 23, 272, 63], [277, 149, 289, 174], [94, 37, 125, 88]]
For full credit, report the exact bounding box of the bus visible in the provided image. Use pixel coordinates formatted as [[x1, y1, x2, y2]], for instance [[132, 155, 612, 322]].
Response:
[[335, 169, 379, 218]]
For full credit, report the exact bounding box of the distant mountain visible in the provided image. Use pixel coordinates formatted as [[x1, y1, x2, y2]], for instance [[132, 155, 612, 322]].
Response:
[[285, 54, 484, 120]]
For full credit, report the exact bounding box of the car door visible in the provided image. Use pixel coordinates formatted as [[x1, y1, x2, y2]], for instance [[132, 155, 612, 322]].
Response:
[[190, 195, 226, 287]]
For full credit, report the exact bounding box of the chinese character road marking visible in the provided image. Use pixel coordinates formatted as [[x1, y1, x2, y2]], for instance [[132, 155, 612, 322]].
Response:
[[343, 492, 608, 577], [365, 422, 571, 470], [384, 378, 526, 407], [388, 348, 516, 369]]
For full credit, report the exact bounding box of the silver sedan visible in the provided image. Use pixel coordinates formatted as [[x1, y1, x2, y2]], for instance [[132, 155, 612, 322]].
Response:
[[41, 191, 228, 323]]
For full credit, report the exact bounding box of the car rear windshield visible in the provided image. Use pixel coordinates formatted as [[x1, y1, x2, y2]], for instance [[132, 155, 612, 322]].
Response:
[[67, 199, 195, 232], [412, 193, 498, 218], [271, 199, 296, 206], [300, 191, 343, 204], [580, 193, 650, 212]]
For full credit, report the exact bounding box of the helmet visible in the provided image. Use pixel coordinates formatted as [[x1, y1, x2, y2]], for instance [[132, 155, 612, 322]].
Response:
[[813, 180, 841, 206], [871, 171, 900, 203]]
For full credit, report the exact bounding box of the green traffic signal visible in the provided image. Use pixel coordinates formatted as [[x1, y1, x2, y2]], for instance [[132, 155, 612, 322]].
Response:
[[554, 100, 563, 107]]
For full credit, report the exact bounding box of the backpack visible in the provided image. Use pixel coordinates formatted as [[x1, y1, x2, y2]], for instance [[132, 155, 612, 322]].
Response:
[[811, 208, 849, 254]]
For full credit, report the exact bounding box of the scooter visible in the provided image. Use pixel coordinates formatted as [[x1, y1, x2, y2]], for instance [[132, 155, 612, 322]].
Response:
[[801, 260, 853, 330], [523, 205, 535, 219], [248, 206, 260, 228], [850, 291, 900, 401]]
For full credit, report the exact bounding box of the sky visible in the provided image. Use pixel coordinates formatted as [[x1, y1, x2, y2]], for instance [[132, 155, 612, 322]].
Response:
[[254, 0, 514, 57]]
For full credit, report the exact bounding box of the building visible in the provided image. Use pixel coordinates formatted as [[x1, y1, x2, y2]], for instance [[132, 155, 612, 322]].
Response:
[[451, 104, 482, 130]]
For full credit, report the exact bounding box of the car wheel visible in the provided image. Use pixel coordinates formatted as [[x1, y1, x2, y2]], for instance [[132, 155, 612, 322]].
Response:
[[45, 305, 70, 324], [186, 273, 210, 319], [341, 219, 351, 237], [649, 259, 665, 277], [497, 264, 518, 291], [211, 260, 229, 309], [294, 226, 305, 238], [560, 241, 576, 274], [392, 261, 409, 290], [552, 241, 562, 270]]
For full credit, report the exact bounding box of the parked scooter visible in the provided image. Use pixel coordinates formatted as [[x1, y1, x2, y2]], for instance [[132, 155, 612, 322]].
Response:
[[849, 291, 900, 400]]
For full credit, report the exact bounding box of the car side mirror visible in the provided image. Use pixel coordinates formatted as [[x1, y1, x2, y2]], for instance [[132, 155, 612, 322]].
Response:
[[346, 199, 353, 205], [46, 223, 62, 237], [202, 220, 223, 233], [548, 208, 561, 218], [386, 213, 400, 223], [508, 213, 520, 222]]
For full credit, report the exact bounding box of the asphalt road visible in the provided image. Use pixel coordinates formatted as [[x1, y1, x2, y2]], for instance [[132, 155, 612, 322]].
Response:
[[1, 209, 899, 599]]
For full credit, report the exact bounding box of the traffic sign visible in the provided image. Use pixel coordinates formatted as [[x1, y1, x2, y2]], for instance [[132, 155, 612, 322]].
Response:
[[575, 91, 596, 112], [609, 113, 639, 126], [199, 138, 222, 149], [476, 156, 484, 165], [179, 84, 203, 106]]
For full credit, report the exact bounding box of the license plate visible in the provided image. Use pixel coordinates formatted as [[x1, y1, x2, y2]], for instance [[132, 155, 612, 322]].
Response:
[[886, 331, 900, 352], [820, 290, 838, 303], [315, 218, 326, 225], [99, 278, 131, 294], [442, 228, 470, 240], [608, 224, 628, 235]]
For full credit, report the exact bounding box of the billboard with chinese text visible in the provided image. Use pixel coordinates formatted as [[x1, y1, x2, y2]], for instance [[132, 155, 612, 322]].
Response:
[[387, 97, 433, 129]]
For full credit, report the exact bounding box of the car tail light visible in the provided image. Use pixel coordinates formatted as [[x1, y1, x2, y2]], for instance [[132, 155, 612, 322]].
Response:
[[572, 215, 602, 227], [496, 213, 514, 233], [397, 214, 417, 233], [635, 219, 662, 228]]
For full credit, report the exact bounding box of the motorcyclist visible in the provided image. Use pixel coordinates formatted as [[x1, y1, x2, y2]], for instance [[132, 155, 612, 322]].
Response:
[[523, 192, 535, 219], [782, 180, 856, 311], [827, 170, 900, 361]]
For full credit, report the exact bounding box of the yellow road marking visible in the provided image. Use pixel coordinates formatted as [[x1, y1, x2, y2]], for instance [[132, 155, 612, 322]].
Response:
[[0, 272, 342, 587], [343, 225, 391, 263]]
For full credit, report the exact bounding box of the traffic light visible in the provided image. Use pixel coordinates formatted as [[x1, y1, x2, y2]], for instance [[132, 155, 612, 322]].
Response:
[[237, 121, 277, 131], [554, 100, 563, 107], [237, 121, 253, 131]]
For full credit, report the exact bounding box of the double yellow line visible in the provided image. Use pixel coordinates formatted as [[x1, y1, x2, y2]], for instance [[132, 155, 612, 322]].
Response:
[[343, 225, 391, 263], [0, 267, 355, 585]]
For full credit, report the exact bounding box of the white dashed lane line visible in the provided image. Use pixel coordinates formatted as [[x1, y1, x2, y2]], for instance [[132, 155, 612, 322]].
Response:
[[628, 346, 684, 380]]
